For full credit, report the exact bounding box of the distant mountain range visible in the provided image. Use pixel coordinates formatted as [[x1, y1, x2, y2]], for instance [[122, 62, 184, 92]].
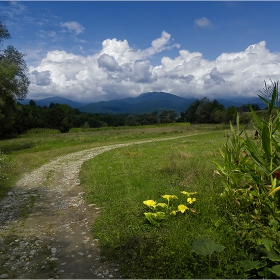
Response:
[[79, 92, 196, 114], [19, 96, 86, 109], [18, 92, 267, 114]]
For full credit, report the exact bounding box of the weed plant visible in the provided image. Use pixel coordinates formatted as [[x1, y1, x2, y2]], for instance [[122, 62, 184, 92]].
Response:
[[80, 131, 250, 278], [214, 85, 280, 278]]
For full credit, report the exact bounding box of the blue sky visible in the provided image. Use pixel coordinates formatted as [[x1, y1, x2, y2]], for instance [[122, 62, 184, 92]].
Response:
[[1, 1, 280, 103]]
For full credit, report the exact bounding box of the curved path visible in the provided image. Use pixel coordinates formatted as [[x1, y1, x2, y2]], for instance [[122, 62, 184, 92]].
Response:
[[0, 136, 187, 279]]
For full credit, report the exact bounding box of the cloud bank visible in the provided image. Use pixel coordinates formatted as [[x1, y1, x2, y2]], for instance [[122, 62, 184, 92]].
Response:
[[28, 31, 280, 102]]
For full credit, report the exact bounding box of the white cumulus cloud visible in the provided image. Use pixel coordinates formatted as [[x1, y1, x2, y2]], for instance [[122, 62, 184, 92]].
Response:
[[28, 32, 280, 103]]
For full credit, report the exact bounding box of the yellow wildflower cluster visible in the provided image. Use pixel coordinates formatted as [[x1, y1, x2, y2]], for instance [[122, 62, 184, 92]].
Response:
[[143, 191, 197, 224]]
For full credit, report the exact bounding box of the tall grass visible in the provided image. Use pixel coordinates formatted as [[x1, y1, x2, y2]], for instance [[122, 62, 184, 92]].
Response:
[[80, 130, 249, 278]]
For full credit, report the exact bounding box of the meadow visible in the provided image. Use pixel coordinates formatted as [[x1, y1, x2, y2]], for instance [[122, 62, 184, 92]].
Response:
[[0, 123, 223, 198], [1, 113, 280, 278]]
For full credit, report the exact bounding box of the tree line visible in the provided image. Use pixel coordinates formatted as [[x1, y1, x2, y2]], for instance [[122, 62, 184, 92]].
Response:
[[177, 97, 260, 124], [0, 97, 260, 136]]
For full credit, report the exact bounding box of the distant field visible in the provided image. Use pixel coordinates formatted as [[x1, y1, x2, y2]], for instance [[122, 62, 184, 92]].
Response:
[[0, 123, 228, 180]]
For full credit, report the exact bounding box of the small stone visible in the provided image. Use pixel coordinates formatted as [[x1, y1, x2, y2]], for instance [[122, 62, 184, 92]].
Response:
[[77, 252, 84, 256], [51, 247, 57, 254], [49, 257, 58, 261], [0, 274, 9, 279], [30, 250, 36, 256]]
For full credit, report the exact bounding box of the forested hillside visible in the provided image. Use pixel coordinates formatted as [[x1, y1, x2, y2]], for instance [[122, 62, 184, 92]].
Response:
[[0, 97, 262, 137]]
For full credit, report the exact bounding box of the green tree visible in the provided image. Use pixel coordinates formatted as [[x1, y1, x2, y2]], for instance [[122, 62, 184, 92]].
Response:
[[0, 22, 30, 136], [195, 97, 213, 123], [226, 105, 238, 124], [46, 104, 75, 132], [125, 114, 139, 126], [179, 99, 201, 123], [159, 110, 177, 123]]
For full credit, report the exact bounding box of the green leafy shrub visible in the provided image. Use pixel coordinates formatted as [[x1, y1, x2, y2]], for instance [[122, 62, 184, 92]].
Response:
[[215, 82, 280, 278]]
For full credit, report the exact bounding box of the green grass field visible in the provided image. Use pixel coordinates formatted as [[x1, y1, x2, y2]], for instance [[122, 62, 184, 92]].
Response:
[[80, 129, 244, 278], [0, 123, 226, 198], [1, 123, 278, 278]]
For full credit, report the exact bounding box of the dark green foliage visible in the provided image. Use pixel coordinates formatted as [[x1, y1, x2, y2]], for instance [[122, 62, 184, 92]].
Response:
[[178, 97, 261, 125], [159, 110, 177, 123], [0, 21, 30, 137], [178, 97, 229, 124], [214, 81, 280, 278]]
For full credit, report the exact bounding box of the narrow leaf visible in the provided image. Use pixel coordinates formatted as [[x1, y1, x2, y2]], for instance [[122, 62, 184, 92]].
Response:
[[269, 186, 280, 197], [261, 124, 271, 159]]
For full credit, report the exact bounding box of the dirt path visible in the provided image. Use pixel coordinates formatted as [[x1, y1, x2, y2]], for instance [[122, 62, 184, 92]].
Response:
[[0, 136, 187, 279]]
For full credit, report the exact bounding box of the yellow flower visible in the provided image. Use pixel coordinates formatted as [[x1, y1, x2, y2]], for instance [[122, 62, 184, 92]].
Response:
[[178, 204, 188, 213], [187, 197, 196, 204], [181, 191, 198, 196], [170, 210, 177, 215], [157, 202, 168, 208], [143, 200, 157, 208], [162, 194, 178, 201]]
